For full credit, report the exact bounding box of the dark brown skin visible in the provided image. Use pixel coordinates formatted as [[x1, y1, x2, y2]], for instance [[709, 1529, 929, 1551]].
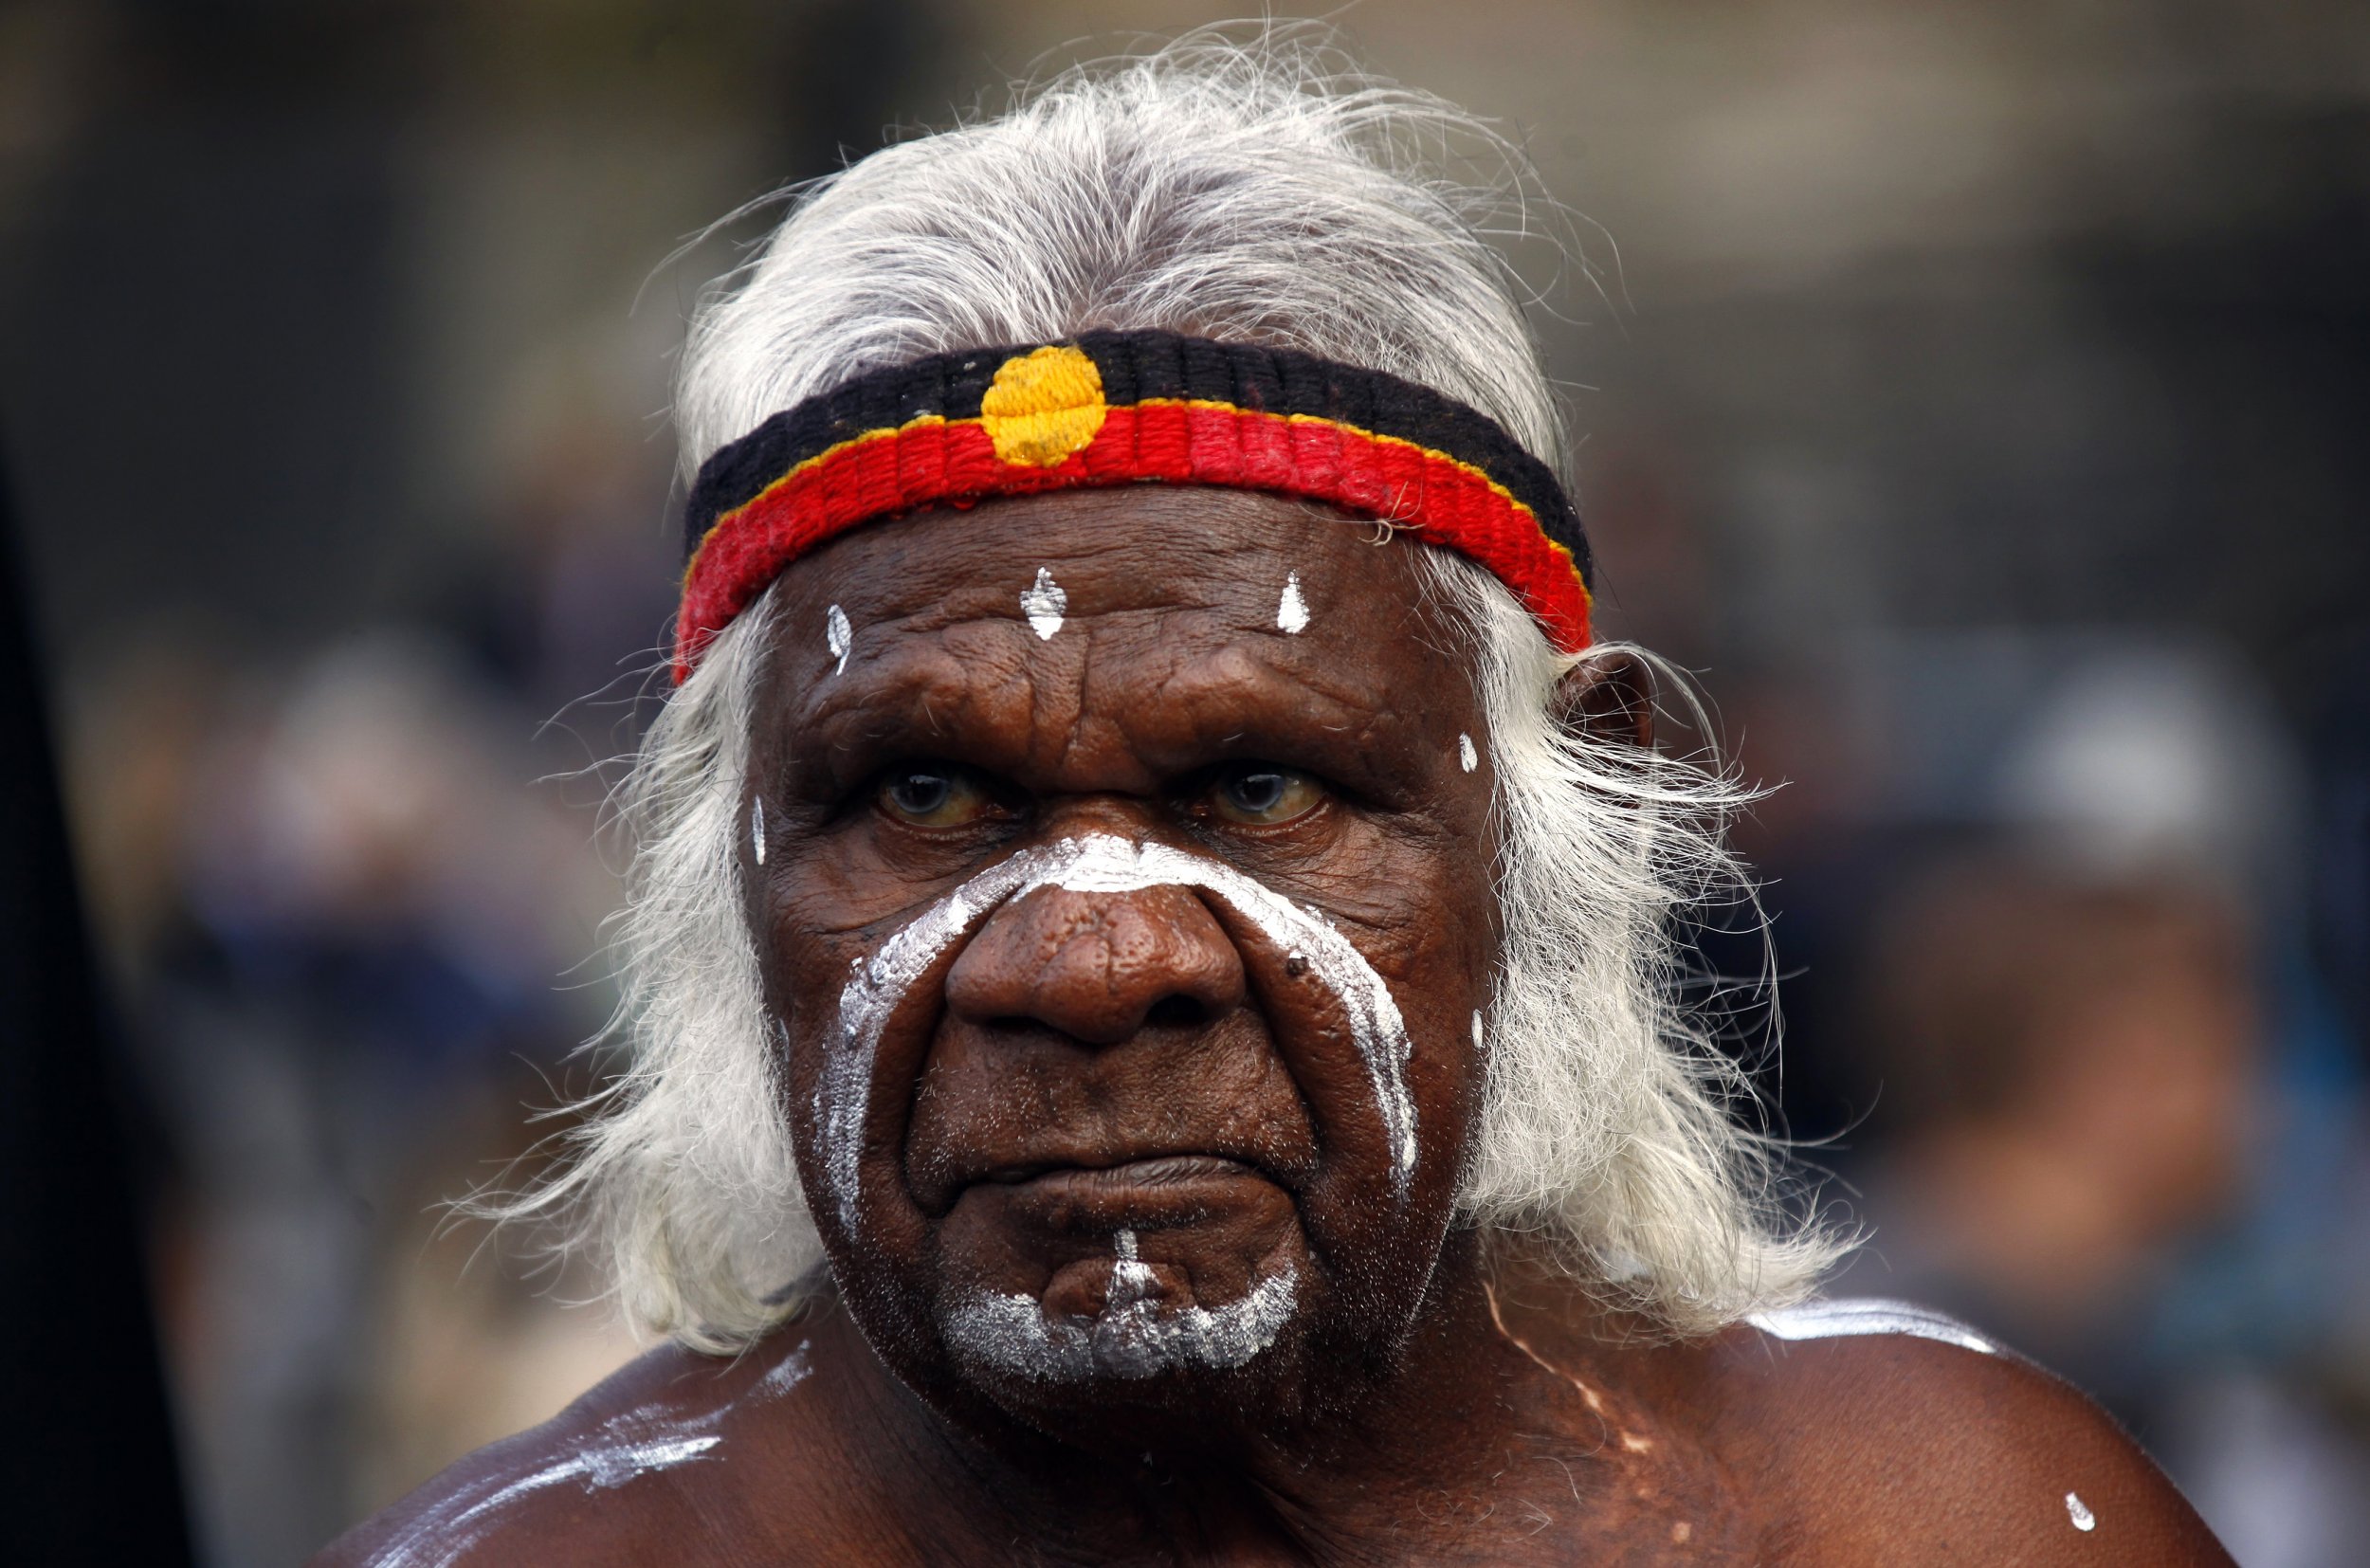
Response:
[[319, 487, 2232, 1565]]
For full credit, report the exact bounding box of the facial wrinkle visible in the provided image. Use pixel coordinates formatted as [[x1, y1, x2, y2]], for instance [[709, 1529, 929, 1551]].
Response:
[[824, 834, 1419, 1237]]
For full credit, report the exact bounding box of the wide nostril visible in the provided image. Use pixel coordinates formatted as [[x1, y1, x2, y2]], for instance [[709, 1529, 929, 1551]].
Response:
[[1144, 994, 1209, 1031], [944, 882, 1246, 1048]]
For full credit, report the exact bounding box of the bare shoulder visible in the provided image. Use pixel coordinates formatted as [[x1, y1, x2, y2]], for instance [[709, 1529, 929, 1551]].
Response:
[[1683, 1299, 2233, 1566], [309, 1327, 851, 1567]]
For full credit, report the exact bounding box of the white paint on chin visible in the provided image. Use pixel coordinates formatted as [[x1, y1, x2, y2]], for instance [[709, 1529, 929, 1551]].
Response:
[[946, 1249, 1303, 1384], [825, 603, 852, 675], [1277, 572, 1310, 633], [1020, 567, 1067, 639], [823, 834, 1419, 1237]]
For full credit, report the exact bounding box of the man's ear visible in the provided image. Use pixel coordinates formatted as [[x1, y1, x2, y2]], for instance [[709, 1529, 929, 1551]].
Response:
[[1549, 647, 1655, 751]]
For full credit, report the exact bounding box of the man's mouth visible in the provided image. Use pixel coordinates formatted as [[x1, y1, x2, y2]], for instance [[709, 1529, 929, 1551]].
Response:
[[936, 1152, 1283, 1235], [975, 1154, 1262, 1190]]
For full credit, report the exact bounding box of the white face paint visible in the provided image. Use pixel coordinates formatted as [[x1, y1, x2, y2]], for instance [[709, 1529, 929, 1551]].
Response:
[[2065, 1493, 2095, 1532], [1472, 1009, 1485, 1053], [1019, 567, 1067, 639], [945, 1228, 1302, 1382], [750, 796, 766, 866], [1277, 572, 1310, 634], [1458, 732, 1478, 773], [825, 603, 852, 675], [823, 833, 1417, 1236]]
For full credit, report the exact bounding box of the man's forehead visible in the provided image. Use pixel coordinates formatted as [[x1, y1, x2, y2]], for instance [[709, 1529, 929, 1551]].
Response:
[[775, 486, 1425, 630], [752, 486, 1470, 780]]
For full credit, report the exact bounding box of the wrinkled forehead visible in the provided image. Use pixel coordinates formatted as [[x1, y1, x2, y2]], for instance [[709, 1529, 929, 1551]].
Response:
[[748, 486, 1478, 764]]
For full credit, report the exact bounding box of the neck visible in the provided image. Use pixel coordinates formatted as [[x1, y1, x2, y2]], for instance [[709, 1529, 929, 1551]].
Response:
[[820, 1232, 1635, 1562]]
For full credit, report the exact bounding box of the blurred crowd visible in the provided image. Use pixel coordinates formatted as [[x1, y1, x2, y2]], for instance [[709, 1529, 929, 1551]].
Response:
[[4, 2, 2365, 1565]]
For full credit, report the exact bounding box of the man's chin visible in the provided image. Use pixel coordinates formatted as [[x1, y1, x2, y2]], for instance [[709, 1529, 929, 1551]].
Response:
[[923, 1219, 1322, 1439], [947, 1253, 1302, 1383]]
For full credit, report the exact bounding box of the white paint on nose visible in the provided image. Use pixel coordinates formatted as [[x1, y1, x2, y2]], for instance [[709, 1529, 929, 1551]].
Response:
[[824, 834, 1417, 1236], [1020, 567, 1067, 639]]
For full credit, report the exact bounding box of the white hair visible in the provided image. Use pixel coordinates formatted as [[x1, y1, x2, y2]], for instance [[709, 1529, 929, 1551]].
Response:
[[515, 27, 1839, 1350]]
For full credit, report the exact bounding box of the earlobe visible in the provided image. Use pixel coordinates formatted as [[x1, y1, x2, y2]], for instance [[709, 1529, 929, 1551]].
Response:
[[1549, 648, 1655, 752]]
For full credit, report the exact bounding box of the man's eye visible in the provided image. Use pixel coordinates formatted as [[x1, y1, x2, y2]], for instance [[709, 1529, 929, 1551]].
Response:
[[878, 765, 994, 828], [1208, 765, 1324, 827]]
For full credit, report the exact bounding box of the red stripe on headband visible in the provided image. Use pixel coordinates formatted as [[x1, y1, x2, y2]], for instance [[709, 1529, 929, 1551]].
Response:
[[674, 402, 1592, 681]]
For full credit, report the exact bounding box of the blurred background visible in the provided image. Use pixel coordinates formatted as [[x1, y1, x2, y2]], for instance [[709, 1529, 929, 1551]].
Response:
[[1, 2, 2364, 1563]]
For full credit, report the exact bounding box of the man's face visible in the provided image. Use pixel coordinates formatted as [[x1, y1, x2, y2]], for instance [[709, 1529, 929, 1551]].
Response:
[[742, 486, 1501, 1440]]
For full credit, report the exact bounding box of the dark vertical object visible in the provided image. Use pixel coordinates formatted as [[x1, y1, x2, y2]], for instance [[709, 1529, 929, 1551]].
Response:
[[0, 447, 194, 1562]]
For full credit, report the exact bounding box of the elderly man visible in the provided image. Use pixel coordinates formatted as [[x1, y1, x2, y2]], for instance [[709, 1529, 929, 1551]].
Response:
[[321, 38, 2231, 1566]]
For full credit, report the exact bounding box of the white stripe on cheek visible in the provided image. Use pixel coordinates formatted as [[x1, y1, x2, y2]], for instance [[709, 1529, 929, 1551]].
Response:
[[822, 834, 1418, 1235]]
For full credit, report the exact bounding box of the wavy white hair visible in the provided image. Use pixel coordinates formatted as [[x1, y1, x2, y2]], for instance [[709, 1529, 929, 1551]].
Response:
[[519, 27, 1839, 1350]]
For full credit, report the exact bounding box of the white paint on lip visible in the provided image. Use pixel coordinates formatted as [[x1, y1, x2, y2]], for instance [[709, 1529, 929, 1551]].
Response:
[[1019, 567, 1067, 639], [1276, 572, 1310, 634], [823, 834, 1417, 1236], [1111, 1228, 1157, 1300], [825, 603, 852, 675]]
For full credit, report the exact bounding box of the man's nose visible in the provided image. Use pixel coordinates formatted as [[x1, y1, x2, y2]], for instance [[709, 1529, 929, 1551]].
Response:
[[943, 882, 1247, 1047]]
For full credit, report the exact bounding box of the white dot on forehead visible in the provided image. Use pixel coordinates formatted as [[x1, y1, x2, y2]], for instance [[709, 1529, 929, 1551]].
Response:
[[1277, 572, 1310, 634], [1458, 733, 1478, 773], [1020, 567, 1067, 640], [825, 604, 852, 675]]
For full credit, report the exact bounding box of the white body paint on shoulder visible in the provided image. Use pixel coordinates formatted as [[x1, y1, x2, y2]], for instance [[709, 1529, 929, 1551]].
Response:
[[1277, 572, 1310, 633], [2066, 1492, 2096, 1532], [1745, 1298, 1996, 1356], [756, 1338, 813, 1397], [1020, 567, 1067, 638], [369, 1335, 825, 1566], [825, 603, 852, 674], [824, 833, 1417, 1235], [369, 1407, 724, 1568]]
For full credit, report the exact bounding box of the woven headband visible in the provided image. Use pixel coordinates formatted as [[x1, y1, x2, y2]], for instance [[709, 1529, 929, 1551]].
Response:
[[675, 328, 1593, 680]]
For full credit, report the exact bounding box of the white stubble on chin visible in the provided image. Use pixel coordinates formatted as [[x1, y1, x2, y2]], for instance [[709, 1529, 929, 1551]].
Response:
[[945, 1233, 1303, 1383]]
